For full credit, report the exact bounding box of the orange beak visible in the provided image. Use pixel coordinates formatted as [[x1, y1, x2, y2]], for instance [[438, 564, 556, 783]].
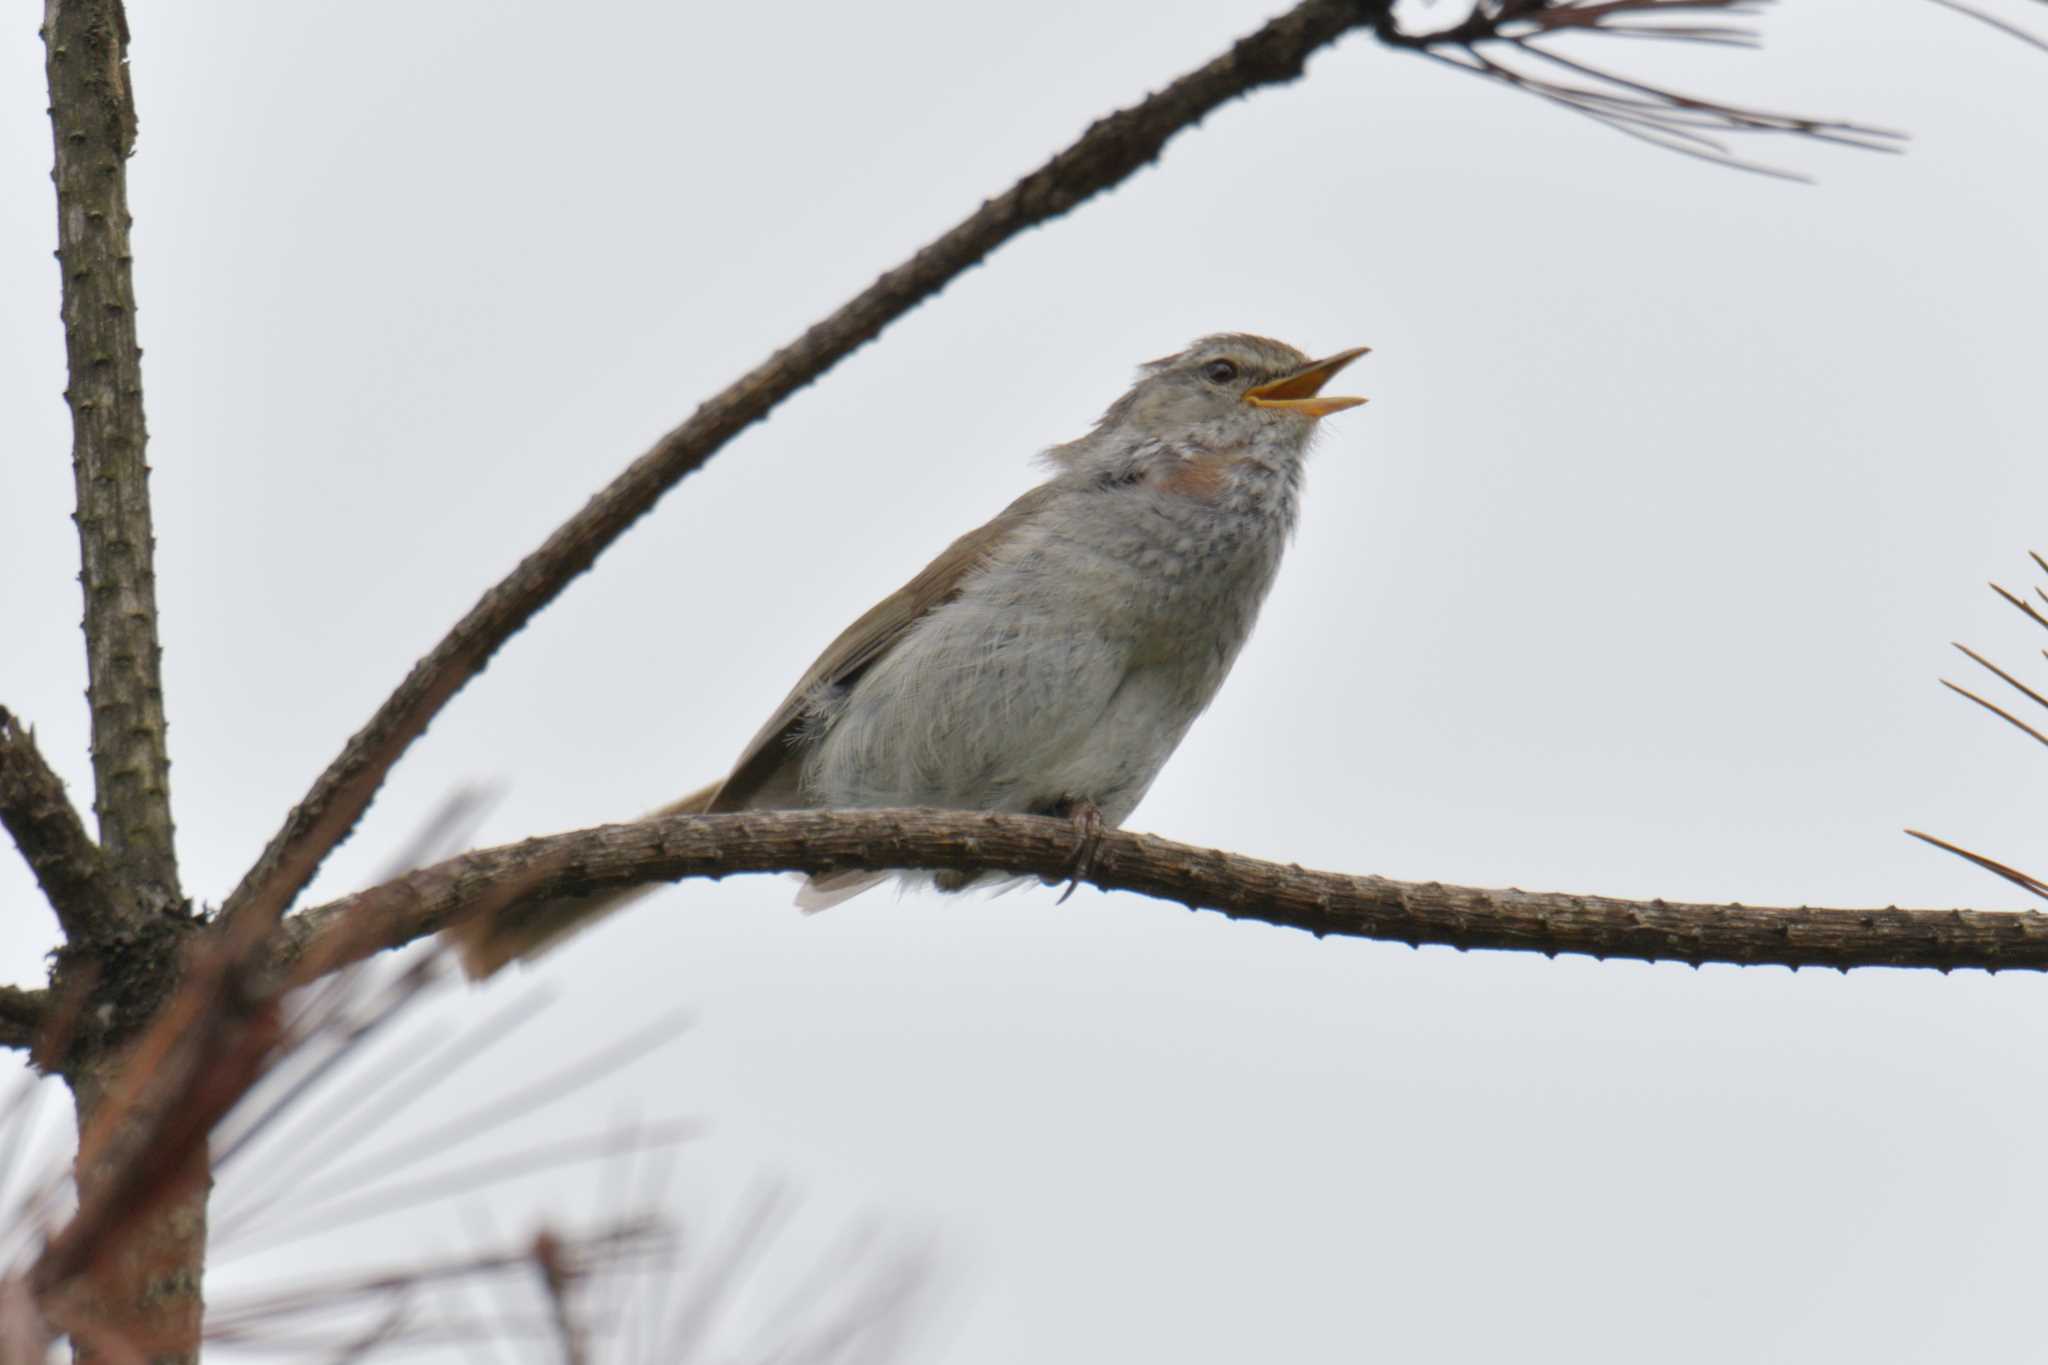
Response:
[[1244, 346, 1370, 418]]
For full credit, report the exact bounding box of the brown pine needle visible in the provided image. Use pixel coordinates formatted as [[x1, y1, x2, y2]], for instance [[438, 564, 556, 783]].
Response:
[[1941, 679, 2048, 749], [1953, 642, 2048, 716], [1991, 581, 2048, 633], [1906, 829, 2048, 903]]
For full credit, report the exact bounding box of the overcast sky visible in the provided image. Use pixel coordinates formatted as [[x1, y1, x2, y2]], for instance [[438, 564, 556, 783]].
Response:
[[6, 1, 2048, 1360]]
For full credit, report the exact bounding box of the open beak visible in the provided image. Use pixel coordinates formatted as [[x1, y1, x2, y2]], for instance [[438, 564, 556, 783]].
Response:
[[1244, 346, 1370, 418]]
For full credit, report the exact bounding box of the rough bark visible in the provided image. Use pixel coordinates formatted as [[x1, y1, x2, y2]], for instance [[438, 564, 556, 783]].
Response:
[[44, 0, 179, 908], [283, 809, 2048, 978], [55, 1066, 208, 1365], [216, 0, 1384, 938], [0, 986, 48, 1052], [43, 2, 201, 1359], [0, 706, 136, 942]]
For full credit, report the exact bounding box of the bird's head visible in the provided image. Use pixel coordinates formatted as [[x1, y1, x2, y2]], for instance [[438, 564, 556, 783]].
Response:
[[1051, 334, 1369, 482]]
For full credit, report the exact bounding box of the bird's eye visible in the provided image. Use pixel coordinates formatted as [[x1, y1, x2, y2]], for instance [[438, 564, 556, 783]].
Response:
[[1201, 359, 1239, 385]]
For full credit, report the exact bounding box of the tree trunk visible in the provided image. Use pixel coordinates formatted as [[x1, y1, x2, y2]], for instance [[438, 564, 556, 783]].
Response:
[[63, 1069, 207, 1365]]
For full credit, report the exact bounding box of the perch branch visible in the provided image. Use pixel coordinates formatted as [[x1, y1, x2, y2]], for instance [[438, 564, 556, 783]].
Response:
[[280, 809, 2048, 977]]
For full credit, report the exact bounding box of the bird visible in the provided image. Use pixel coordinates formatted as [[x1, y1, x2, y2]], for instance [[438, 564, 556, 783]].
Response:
[[458, 333, 1368, 976]]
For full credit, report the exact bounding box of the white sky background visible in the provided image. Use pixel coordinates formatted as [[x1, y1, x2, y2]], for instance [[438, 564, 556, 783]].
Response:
[[5, 0, 2048, 1359]]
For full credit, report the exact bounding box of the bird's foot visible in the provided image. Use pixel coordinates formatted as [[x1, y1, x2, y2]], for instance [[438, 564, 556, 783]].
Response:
[[1049, 798, 1105, 905]]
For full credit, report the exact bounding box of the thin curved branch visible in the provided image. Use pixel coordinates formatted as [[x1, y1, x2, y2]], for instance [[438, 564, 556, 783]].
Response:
[[215, 0, 1382, 939], [44, 0, 181, 905], [0, 706, 135, 942], [280, 809, 2048, 978]]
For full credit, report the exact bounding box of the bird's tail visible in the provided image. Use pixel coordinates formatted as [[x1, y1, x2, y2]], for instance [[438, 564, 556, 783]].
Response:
[[793, 868, 891, 912], [454, 782, 721, 980]]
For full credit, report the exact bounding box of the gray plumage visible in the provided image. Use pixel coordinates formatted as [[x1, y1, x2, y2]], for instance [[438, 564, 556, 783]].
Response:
[[461, 333, 1367, 973]]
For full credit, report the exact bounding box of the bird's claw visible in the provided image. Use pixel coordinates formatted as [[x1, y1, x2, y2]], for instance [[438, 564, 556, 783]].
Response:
[[1055, 799, 1105, 905]]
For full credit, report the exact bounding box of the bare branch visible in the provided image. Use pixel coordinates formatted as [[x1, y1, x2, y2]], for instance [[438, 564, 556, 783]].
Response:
[[0, 707, 136, 943], [0, 987, 49, 1054], [281, 809, 2048, 977], [42, 0, 180, 906], [214, 0, 1384, 939]]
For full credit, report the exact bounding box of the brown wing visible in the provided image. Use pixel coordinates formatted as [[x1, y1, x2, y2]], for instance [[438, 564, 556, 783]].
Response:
[[708, 482, 1057, 811], [456, 489, 1057, 978]]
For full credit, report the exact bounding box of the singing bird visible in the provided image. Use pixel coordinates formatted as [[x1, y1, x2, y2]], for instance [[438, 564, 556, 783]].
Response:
[[462, 333, 1368, 975]]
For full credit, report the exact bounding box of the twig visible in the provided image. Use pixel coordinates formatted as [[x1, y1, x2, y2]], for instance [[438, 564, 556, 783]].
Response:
[[43, 0, 180, 905], [213, 0, 1385, 940], [0, 989, 48, 1056], [1370, 0, 1905, 177], [286, 808, 2048, 976], [0, 708, 134, 945]]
